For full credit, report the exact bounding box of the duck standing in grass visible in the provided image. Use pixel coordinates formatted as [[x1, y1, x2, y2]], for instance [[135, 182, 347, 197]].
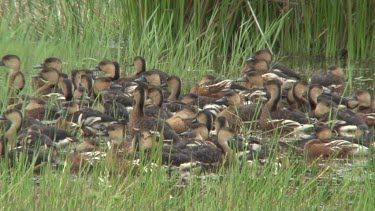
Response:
[[0, 54, 25, 105]]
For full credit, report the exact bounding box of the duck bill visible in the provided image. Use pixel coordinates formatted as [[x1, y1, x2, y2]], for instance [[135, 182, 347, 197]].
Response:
[[215, 96, 228, 105], [32, 74, 42, 79], [97, 130, 109, 136], [245, 57, 256, 62], [234, 134, 244, 142], [235, 76, 249, 82], [134, 76, 146, 84], [179, 130, 193, 136], [160, 82, 168, 88], [302, 133, 317, 140], [110, 83, 122, 89], [33, 64, 46, 69], [56, 107, 68, 116], [90, 66, 101, 72]]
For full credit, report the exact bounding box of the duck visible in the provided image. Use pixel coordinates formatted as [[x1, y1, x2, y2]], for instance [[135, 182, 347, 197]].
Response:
[[73, 86, 91, 105], [91, 60, 121, 81], [93, 77, 133, 107], [160, 76, 190, 112], [310, 65, 346, 94], [138, 126, 241, 166], [235, 68, 264, 89], [32, 67, 60, 95], [8, 131, 58, 168], [129, 86, 182, 143], [166, 107, 197, 134], [215, 91, 264, 130], [32, 67, 73, 101], [0, 112, 54, 168], [307, 84, 324, 112], [314, 99, 368, 129], [161, 76, 182, 101], [144, 87, 173, 119], [131, 56, 170, 83], [287, 81, 309, 111], [78, 73, 94, 97], [33, 57, 64, 72], [247, 48, 301, 80], [134, 70, 164, 87], [24, 97, 59, 121], [57, 101, 118, 136], [303, 126, 369, 162], [19, 124, 79, 149], [180, 93, 218, 109], [105, 123, 129, 144], [242, 57, 269, 74], [350, 90, 375, 127], [314, 99, 372, 144], [191, 78, 247, 99], [193, 109, 215, 132], [71, 69, 95, 90], [259, 79, 309, 131], [0, 54, 26, 105], [0, 109, 24, 151]]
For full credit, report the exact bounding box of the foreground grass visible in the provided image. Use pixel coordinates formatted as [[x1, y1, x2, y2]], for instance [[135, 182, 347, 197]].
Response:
[[0, 1, 374, 210], [0, 155, 375, 210], [0, 156, 374, 210]]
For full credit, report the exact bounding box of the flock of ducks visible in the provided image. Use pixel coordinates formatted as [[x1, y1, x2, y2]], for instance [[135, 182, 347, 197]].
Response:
[[0, 49, 374, 174]]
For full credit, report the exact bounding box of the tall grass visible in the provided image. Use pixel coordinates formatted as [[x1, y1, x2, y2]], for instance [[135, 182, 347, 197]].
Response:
[[0, 1, 374, 210]]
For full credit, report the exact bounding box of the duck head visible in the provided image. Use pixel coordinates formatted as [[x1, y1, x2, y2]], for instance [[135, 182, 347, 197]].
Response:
[[34, 57, 63, 72], [0, 54, 21, 70]]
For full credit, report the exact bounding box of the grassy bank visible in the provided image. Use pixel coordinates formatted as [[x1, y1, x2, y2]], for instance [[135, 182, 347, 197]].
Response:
[[0, 1, 374, 210]]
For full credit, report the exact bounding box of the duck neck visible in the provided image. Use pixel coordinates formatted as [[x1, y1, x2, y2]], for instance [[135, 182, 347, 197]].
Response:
[[218, 138, 233, 156], [134, 95, 145, 117], [113, 62, 121, 81], [168, 83, 181, 101], [59, 78, 74, 101], [266, 86, 281, 111], [5, 118, 22, 148]]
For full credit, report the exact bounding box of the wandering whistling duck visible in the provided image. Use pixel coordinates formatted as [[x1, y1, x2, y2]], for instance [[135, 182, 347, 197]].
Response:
[[145, 87, 173, 119], [57, 101, 118, 136], [246, 48, 301, 80], [34, 57, 64, 72], [349, 90, 375, 128], [24, 97, 59, 120], [166, 107, 197, 134], [32, 57, 64, 91], [91, 60, 121, 81], [215, 91, 264, 130], [18, 124, 79, 149], [160, 76, 191, 112], [310, 65, 346, 94], [71, 69, 95, 90], [131, 56, 170, 83], [303, 126, 369, 161], [130, 86, 182, 142], [259, 79, 309, 131], [235, 68, 264, 89], [138, 126, 241, 166], [180, 93, 217, 109], [0, 109, 23, 151], [0, 54, 25, 105], [287, 81, 309, 112]]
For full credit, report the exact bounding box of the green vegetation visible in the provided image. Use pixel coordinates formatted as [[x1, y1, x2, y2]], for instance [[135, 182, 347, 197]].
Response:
[[0, 1, 374, 210]]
